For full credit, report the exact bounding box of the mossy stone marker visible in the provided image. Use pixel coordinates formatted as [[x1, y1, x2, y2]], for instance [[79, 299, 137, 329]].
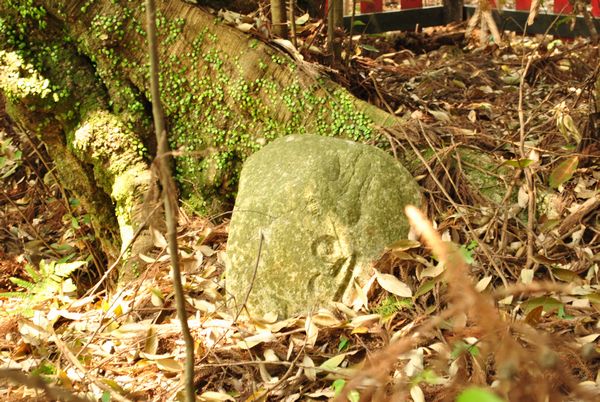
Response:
[[226, 135, 422, 318]]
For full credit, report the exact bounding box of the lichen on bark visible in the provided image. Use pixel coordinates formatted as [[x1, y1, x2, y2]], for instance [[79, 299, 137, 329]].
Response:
[[72, 110, 152, 251]]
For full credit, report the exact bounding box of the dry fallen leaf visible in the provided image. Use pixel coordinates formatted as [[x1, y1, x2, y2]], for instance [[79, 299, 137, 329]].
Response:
[[549, 156, 579, 189], [303, 355, 316, 381], [411, 385, 425, 402], [198, 391, 235, 401], [311, 308, 342, 327], [475, 275, 493, 292], [236, 23, 253, 33], [375, 270, 413, 297], [236, 331, 275, 349], [305, 317, 319, 347], [155, 358, 183, 373]]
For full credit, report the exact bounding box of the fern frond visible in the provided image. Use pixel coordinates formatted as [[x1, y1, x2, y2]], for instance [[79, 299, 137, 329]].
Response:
[[53, 260, 87, 278], [1, 258, 87, 316], [9, 277, 35, 290], [0, 291, 30, 299], [24, 264, 42, 283]]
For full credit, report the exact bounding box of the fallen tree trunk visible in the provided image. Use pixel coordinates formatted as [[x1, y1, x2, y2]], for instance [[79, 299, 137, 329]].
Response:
[[0, 0, 408, 281]]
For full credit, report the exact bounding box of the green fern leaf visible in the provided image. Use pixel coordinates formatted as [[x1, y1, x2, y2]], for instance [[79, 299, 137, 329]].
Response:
[[9, 277, 35, 290], [53, 260, 86, 277], [24, 264, 42, 283], [0, 291, 29, 299]]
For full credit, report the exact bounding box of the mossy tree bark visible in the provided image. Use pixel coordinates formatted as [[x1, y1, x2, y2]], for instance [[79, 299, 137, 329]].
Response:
[[0, 0, 407, 282]]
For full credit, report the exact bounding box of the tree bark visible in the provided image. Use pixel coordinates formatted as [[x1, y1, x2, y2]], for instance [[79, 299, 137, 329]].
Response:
[[0, 0, 406, 281], [327, 0, 344, 62], [271, 0, 288, 38]]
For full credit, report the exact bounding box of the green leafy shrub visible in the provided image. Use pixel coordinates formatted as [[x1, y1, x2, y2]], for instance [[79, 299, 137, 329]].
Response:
[[0, 259, 85, 315]]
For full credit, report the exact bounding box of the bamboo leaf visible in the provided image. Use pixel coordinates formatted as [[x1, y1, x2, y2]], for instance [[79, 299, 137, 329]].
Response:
[[502, 158, 533, 168], [549, 156, 578, 188], [414, 277, 440, 298], [319, 353, 347, 371]]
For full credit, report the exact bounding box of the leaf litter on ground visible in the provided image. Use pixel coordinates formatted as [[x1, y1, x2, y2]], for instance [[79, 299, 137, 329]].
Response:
[[1, 24, 600, 402]]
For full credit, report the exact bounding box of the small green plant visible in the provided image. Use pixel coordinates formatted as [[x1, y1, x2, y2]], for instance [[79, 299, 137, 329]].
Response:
[[374, 295, 412, 319], [456, 387, 505, 402], [411, 369, 443, 386], [332, 379, 360, 402], [459, 240, 478, 265], [31, 360, 56, 377], [450, 340, 480, 359], [0, 258, 85, 315], [337, 335, 350, 352]]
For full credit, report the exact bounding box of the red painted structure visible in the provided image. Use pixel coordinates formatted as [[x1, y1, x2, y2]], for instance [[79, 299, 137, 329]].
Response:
[[360, 0, 383, 13], [353, 0, 600, 17], [400, 0, 423, 9], [515, 0, 530, 11], [359, 0, 423, 13], [554, 0, 572, 13], [357, 0, 425, 13], [551, 0, 600, 17]]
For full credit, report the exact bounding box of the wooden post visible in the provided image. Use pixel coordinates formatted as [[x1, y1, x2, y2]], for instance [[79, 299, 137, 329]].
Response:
[[271, 0, 288, 38]]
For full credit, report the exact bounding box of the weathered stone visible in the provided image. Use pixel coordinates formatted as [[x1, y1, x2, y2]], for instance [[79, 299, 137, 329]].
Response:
[[226, 135, 422, 318]]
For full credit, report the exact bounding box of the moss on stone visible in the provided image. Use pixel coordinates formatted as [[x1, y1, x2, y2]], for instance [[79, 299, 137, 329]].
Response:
[[227, 135, 422, 317]]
